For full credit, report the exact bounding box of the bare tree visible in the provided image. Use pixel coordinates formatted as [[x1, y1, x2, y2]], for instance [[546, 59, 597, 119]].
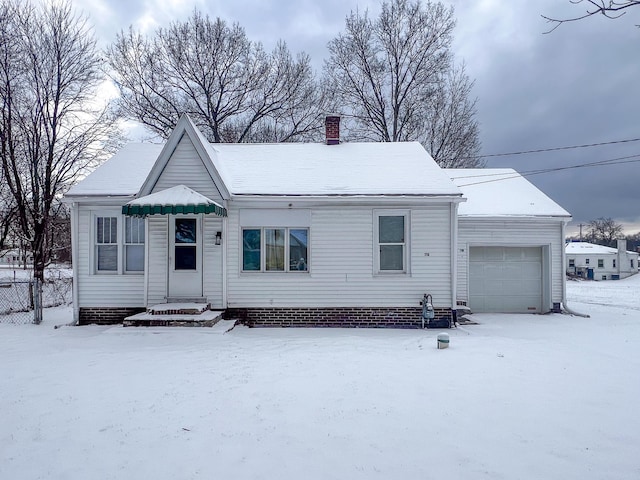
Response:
[[543, 1, 640, 32], [586, 217, 624, 246], [0, 167, 16, 251], [107, 11, 327, 143], [0, 0, 120, 281], [324, 0, 481, 167], [422, 64, 481, 168]]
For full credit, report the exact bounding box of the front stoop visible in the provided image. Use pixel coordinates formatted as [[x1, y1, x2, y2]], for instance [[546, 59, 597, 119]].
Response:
[[123, 303, 224, 327]]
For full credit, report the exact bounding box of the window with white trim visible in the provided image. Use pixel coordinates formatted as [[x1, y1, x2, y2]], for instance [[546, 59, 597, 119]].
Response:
[[375, 211, 409, 273], [598, 259, 604, 268], [242, 227, 308, 272], [568, 259, 575, 267], [125, 217, 145, 272], [95, 216, 118, 272], [93, 214, 146, 274]]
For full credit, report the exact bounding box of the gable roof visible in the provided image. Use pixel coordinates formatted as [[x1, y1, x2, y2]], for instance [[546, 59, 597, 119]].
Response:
[[66, 143, 163, 196], [67, 117, 463, 199], [209, 141, 460, 196], [446, 168, 571, 218], [138, 115, 230, 199]]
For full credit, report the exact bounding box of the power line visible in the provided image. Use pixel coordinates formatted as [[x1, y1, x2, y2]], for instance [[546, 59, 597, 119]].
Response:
[[457, 137, 640, 161], [455, 153, 640, 187]]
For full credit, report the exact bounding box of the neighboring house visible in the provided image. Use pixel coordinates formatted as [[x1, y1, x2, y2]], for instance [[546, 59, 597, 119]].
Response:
[[64, 115, 572, 327], [566, 241, 638, 280], [0, 249, 33, 268], [448, 169, 572, 314]]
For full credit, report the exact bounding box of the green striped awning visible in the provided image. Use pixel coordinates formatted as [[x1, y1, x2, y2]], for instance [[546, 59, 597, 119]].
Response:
[[122, 185, 227, 217]]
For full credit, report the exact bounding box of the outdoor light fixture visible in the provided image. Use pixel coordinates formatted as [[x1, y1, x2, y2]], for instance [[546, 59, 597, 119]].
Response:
[[215, 231, 222, 245]]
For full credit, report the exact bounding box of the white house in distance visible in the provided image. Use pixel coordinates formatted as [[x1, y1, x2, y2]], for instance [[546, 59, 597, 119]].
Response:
[[566, 241, 638, 281], [64, 115, 572, 327]]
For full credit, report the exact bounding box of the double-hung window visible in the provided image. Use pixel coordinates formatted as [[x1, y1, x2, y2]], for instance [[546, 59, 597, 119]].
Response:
[[94, 214, 145, 274], [125, 217, 145, 272], [375, 211, 409, 274], [95, 216, 118, 272], [598, 259, 604, 268], [242, 227, 308, 272]]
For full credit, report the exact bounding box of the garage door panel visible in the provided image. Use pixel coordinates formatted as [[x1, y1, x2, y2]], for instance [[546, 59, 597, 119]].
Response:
[[522, 278, 543, 294], [521, 247, 543, 261], [521, 261, 542, 277], [483, 247, 505, 261], [469, 246, 543, 313]]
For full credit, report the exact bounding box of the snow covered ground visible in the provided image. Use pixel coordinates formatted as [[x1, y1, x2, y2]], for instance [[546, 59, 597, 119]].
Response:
[[1, 275, 639, 479]]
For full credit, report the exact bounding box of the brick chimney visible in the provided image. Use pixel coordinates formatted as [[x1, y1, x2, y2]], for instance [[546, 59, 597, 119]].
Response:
[[325, 115, 340, 145]]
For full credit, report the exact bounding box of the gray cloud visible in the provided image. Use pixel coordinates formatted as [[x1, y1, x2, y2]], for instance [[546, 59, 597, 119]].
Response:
[[452, 1, 640, 231], [73, 0, 640, 232]]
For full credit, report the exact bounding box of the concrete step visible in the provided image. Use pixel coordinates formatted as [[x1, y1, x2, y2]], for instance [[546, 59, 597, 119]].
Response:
[[148, 302, 210, 315], [123, 309, 224, 327]]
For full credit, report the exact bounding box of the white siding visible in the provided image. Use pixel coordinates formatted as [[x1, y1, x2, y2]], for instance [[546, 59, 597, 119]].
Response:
[[457, 218, 564, 308], [203, 216, 224, 307], [151, 134, 223, 201], [226, 204, 453, 308], [146, 216, 168, 305], [76, 205, 145, 307]]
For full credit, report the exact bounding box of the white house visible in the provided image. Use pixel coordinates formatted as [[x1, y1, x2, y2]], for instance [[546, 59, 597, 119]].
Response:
[[0, 249, 33, 268], [566, 241, 638, 280], [64, 115, 572, 327]]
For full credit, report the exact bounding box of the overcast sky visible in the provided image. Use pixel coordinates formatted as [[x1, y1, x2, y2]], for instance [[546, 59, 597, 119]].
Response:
[[73, 0, 640, 235]]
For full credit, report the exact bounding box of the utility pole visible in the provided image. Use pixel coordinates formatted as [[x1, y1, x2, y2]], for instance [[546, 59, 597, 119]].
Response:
[[578, 223, 584, 241]]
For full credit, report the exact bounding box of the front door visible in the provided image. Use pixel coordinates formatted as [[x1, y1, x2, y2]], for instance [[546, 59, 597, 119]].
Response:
[[168, 216, 203, 298]]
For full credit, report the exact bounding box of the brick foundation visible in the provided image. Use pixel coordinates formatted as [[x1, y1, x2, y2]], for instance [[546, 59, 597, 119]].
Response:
[[79, 307, 145, 325], [225, 307, 453, 329]]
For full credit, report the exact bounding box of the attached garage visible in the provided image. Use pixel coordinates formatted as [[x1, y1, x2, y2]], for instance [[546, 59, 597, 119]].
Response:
[[469, 246, 543, 313], [447, 168, 572, 314]]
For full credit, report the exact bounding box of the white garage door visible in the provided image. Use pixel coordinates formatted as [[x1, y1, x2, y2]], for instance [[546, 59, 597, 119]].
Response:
[[469, 246, 542, 313]]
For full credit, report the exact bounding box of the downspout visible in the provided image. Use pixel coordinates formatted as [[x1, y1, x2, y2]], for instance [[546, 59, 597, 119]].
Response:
[[143, 216, 149, 308], [70, 202, 80, 325], [561, 220, 589, 317], [222, 205, 228, 309], [450, 202, 458, 321]]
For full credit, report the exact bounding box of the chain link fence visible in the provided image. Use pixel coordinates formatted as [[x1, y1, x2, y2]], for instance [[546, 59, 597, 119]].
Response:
[[0, 279, 42, 324], [0, 267, 72, 325]]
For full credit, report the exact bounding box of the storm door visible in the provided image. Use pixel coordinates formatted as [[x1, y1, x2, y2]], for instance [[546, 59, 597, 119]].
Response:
[[168, 216, 203, 298]]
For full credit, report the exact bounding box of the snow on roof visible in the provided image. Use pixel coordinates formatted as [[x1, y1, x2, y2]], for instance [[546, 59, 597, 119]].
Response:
[[207, 141, 461, 196], [125, 184, 219, 207], [565, 242, 638, 255], [66, 143, 164, 197], [68, 140, 462, 198], [446, 168, 571, 218]]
